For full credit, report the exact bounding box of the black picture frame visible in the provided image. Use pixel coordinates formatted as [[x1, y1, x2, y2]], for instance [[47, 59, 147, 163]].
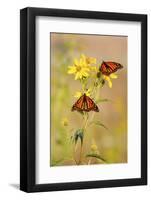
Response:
[[20, 7, 147, 192]]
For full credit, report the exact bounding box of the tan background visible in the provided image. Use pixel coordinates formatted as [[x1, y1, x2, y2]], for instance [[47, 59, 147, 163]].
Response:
[[51, 33, 127, 166]]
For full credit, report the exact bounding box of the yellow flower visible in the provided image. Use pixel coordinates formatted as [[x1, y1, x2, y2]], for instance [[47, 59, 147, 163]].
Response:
[[74, 88, 92, 98], [68, 57, 90, 80], [67, 54, 97, 80], [90, 140, 99, 154], [81, 54, 97, 71], [74, 91, 83, 98], [91, 144, 98, 152], [103, 73, 118, 88], [61, 118, 69, 126], [81, 54, 96, 65]]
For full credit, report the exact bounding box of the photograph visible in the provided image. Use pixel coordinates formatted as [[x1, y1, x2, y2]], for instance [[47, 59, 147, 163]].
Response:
[[50, 33, 127, 166], [20, 7, 147, 192]]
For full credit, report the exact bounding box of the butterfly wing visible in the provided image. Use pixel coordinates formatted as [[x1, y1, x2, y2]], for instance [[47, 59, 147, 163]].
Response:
[[100, 61, 123, 76], [84, 95, 99, 112], [72, 95, 85, 112], [72, 94, 99, 112]]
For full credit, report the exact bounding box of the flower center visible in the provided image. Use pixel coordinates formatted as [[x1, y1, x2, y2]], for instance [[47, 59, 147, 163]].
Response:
[[76, 65, 81, 71]]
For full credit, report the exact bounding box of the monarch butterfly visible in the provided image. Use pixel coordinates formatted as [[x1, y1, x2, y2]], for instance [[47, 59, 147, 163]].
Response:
[[100, 61, 123, 76], [72, 93, 99, 112]]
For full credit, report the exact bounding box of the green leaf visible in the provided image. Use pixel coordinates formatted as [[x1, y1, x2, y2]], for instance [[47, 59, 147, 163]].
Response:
[[86, 153, 107, 163], [71, 129, 84, 145], [96, 98, 111, 104], [89, 121, 108, 130]]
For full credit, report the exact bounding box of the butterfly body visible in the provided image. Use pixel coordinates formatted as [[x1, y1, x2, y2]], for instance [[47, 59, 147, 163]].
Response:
[[100, 61, 123, 76], [72, 93, 99, 112]]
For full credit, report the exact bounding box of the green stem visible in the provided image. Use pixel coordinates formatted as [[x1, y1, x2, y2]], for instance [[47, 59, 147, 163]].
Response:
[[78, 112, 89, 165], [77, 76, 104, 165], [78, 142, 83, 165], [83, 112, 89, 131], [73, 144, 78, 165]]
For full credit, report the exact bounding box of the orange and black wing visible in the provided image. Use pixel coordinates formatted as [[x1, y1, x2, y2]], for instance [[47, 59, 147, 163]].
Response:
[[100, 61, 123, 76], [72, 94, 85, 112], [72, 94, 99, 112], [84, 95, 99, 112]]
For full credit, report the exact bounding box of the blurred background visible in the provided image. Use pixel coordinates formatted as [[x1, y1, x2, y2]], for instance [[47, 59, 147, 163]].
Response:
[[50, 33, 127, 166]]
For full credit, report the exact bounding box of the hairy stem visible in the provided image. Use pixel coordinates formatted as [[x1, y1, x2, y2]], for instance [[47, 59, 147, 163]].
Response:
[[76, 76, 104, 165], [78, 112, 89, 165], [78, 142, 83, 165]]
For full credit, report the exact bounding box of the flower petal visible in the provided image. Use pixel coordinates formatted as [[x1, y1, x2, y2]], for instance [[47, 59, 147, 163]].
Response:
[[61, 118, 69, 126], [103, 75, 108, 81], [85, 89, 91, 96], [79, 57, 84, 66], [110, 73, 118, 79], [103, 75, 112, 88], [74, 91, 82, 98], [90, 57, 96, 64], [82, 71, 89, 77], [90, 66, 97, 71], [108, 79, 112, 88], [75, 72, 80, 80], [74, 58, 79, 66], [67, 66, 76, 74], [81, 54, 86, 60]]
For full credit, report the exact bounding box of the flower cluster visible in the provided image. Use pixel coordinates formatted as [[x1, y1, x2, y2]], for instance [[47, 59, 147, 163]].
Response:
[[66, 54, 123, 165], [67, 54, 97, 80], [67, 54, 119, 89]]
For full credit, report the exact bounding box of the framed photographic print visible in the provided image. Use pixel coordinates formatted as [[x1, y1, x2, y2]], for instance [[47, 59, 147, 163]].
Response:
[[20, 7, 147, 192]]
